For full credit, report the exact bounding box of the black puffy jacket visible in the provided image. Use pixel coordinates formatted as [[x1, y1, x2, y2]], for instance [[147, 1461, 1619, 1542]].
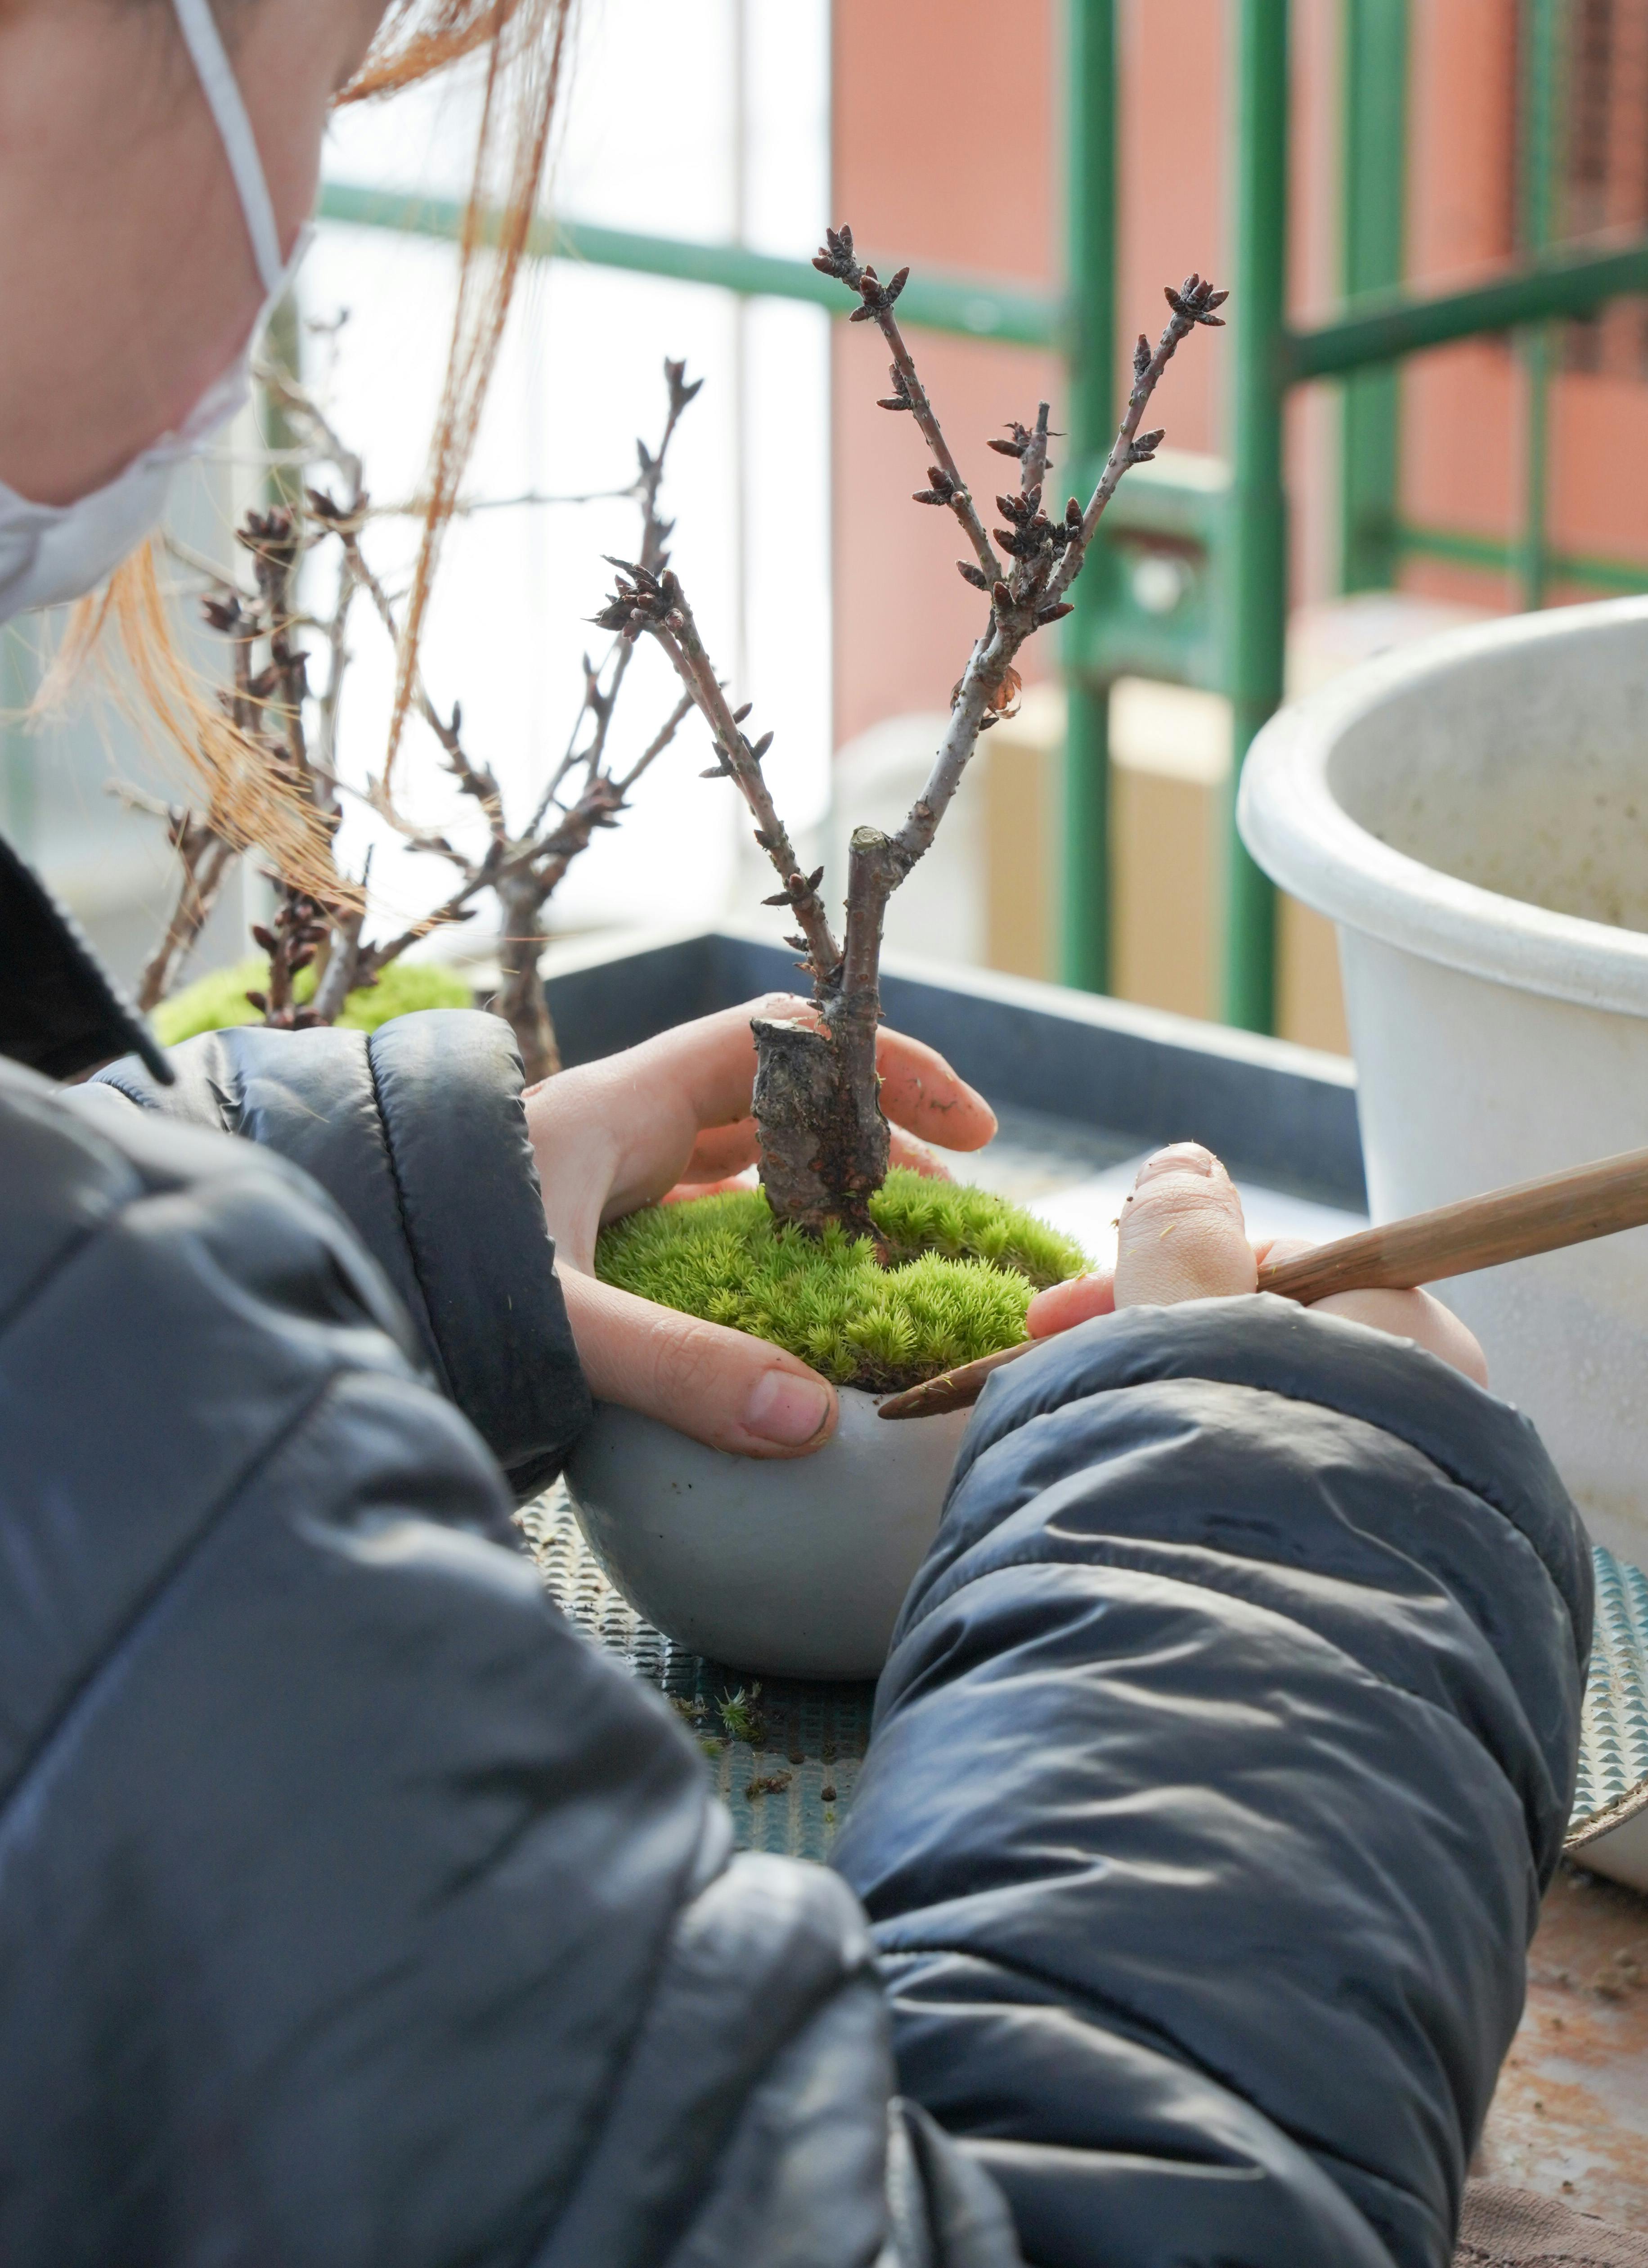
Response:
[[0, 1002, 1590, 2266]]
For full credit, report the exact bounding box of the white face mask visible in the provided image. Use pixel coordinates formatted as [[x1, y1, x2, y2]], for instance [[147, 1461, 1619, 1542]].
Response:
[[0, 0, 306, 626]]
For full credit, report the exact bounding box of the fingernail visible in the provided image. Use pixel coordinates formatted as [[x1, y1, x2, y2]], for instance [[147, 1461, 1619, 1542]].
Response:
[[1137, 1142, 1217, 1185], [743, 1370, 833, 1445]]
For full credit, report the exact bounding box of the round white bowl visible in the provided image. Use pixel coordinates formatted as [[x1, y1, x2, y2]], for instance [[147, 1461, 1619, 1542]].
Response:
[[563, 1387, 972, 1679], [1239, 596, 1648, 1564]]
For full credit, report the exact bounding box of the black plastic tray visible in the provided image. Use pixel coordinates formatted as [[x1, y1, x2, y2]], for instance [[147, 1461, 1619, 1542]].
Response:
[[544, 926, 1366, 1210]]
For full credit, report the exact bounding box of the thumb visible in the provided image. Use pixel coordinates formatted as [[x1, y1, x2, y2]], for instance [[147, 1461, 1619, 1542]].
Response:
[[1114, 1144, 1257, 1307], [559, 1271, 839, 1458]]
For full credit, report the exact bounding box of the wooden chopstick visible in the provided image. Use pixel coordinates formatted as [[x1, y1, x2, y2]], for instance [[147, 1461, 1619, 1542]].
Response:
[[877, 1142, 1648, 1421]]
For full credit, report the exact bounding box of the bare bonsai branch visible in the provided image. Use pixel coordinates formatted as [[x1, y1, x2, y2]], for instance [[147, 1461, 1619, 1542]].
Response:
[[262, 369, 489, 1018], [256, 360, 364, 504], [307, 898, 368, 1025], [327, 359, 706, 1078], [813, 225, 1004, 588], [239, 507, 325, 812], [989, 400, 1054, 504], [615, 687, 695, 795], [245, 888, 328, 1029], [528, 689, 694, 896], [1049, 278, 1226, 601], [458, 687, 694, 1082], [821, 280, 1221, 1077], [119, 534, 301, 1017], [596, 562, 841, 994], [112, 787, 240, 1011], [889, 274, 1226, 883], [529, 358, 701, 836]]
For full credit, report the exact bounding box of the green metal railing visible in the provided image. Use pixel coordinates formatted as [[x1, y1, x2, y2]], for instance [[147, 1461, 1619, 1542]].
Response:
[[317, 182, 1062, 348], [317, 0, 1648, 1033], [1288, 235, 1648, 376]]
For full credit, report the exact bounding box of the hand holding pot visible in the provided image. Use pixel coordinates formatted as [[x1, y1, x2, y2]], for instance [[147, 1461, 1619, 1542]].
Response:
[[1026, 1143, 1488, 1384], [524, 996, 998, 1458]]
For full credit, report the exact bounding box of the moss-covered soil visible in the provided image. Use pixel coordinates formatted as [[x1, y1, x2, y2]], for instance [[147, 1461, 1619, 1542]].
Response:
[[153, 956, 473, 1046], [595, 1169, 1090, 1394]]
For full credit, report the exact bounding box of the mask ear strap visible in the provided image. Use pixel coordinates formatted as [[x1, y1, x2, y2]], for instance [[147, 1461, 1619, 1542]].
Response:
[[169, 0, 286, 300]]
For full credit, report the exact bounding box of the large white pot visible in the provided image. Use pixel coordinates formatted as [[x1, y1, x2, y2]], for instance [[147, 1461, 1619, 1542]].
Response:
[[564, 1389, 971, 1679], [1239, 596, 1648, 1566]]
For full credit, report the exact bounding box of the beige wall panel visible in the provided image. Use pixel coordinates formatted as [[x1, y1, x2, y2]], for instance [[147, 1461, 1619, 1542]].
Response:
[[1278, 896, 1351, 1055], [1109, 767, 1217, 1023]]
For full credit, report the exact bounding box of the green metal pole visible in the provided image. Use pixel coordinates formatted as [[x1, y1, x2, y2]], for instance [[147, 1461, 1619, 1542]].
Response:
[[263, 291, 305, 513], [1222, 0, 1289, 1033], [1338, 0, 1409, 591], [1061, 0, 1116, 993], [1517, 0, 1561, 611], [0, 628, 33, 857], [1518, 328, 1552, 608]]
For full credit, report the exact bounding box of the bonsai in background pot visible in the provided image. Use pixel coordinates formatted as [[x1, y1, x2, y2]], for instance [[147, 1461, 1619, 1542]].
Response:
[[120, 359, 705, 1074], [1239, 597, 1648, 1567], [565, 228, 1226, 1675]]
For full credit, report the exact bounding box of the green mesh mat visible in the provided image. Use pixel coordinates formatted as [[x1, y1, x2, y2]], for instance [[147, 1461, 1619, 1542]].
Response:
[[519, 1489, 874, 1860], [521, 1493, 1648, 1863], [1570, 1544, 1648, 1853]]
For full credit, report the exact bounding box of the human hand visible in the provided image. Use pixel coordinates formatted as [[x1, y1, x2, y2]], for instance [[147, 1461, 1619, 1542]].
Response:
[[1024, 1142, 1487, 1385], [524, 997, 998, 1456]]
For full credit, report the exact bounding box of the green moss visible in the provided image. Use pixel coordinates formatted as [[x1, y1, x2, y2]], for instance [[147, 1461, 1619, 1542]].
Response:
[[595, 1169, 1090, 1394], [153, 956, 473, 1046], [716, 1685, 765, 1744]]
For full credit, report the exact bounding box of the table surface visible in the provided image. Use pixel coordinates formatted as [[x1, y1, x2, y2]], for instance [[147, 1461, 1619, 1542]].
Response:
[[1478, 1865, 1648, 2228]]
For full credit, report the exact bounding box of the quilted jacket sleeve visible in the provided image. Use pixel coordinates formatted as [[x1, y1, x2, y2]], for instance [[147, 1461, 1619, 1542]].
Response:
[[0, 1060, 1017, 2268], [83, 1009, 588, 1496], [832, 1297, 1593, 2268]]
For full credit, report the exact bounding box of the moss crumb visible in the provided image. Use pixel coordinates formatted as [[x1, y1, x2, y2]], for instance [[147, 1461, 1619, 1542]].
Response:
[[716, 1685, 765, 1745], [595, 1168, 1090, 1394]]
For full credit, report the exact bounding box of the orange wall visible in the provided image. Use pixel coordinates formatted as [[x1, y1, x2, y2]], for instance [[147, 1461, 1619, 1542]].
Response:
[[830, 0, 1648, 746], [828, 0, 1327, 745], [829, 0, 1060, 745]]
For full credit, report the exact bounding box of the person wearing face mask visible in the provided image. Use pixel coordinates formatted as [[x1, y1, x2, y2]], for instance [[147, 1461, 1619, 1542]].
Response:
[[0, 1, 305, 615], [0, 5, 1611, 2265]]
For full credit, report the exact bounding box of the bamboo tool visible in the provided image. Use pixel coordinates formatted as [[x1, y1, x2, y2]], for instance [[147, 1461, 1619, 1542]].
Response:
[[877, 1142, 1648, 1422]]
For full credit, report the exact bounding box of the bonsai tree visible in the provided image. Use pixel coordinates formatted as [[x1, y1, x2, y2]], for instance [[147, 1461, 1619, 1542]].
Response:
[[132, 358, 704, 1079], [601, 228, 1226, 1241]]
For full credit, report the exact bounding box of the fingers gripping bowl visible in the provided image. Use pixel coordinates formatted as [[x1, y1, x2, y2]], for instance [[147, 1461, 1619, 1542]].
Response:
[[563, 1172, 1089, 1677]]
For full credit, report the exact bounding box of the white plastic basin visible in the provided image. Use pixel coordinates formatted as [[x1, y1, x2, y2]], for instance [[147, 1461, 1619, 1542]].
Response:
[[1240, 596, 1648, 1566]]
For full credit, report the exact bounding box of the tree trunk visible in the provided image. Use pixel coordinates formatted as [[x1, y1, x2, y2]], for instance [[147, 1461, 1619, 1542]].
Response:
[[751, 1019, 889, 1243], [496, 887, 561, 1082], [136, 830, 238, 1012], [308, 907, 365, 1025], [751, 825, 898, 1244]]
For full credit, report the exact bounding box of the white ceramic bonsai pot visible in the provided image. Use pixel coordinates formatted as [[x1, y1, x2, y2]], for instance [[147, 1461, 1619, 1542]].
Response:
[[564, 1387, 972, 1678], [1239, 596, 1648, 1565]]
